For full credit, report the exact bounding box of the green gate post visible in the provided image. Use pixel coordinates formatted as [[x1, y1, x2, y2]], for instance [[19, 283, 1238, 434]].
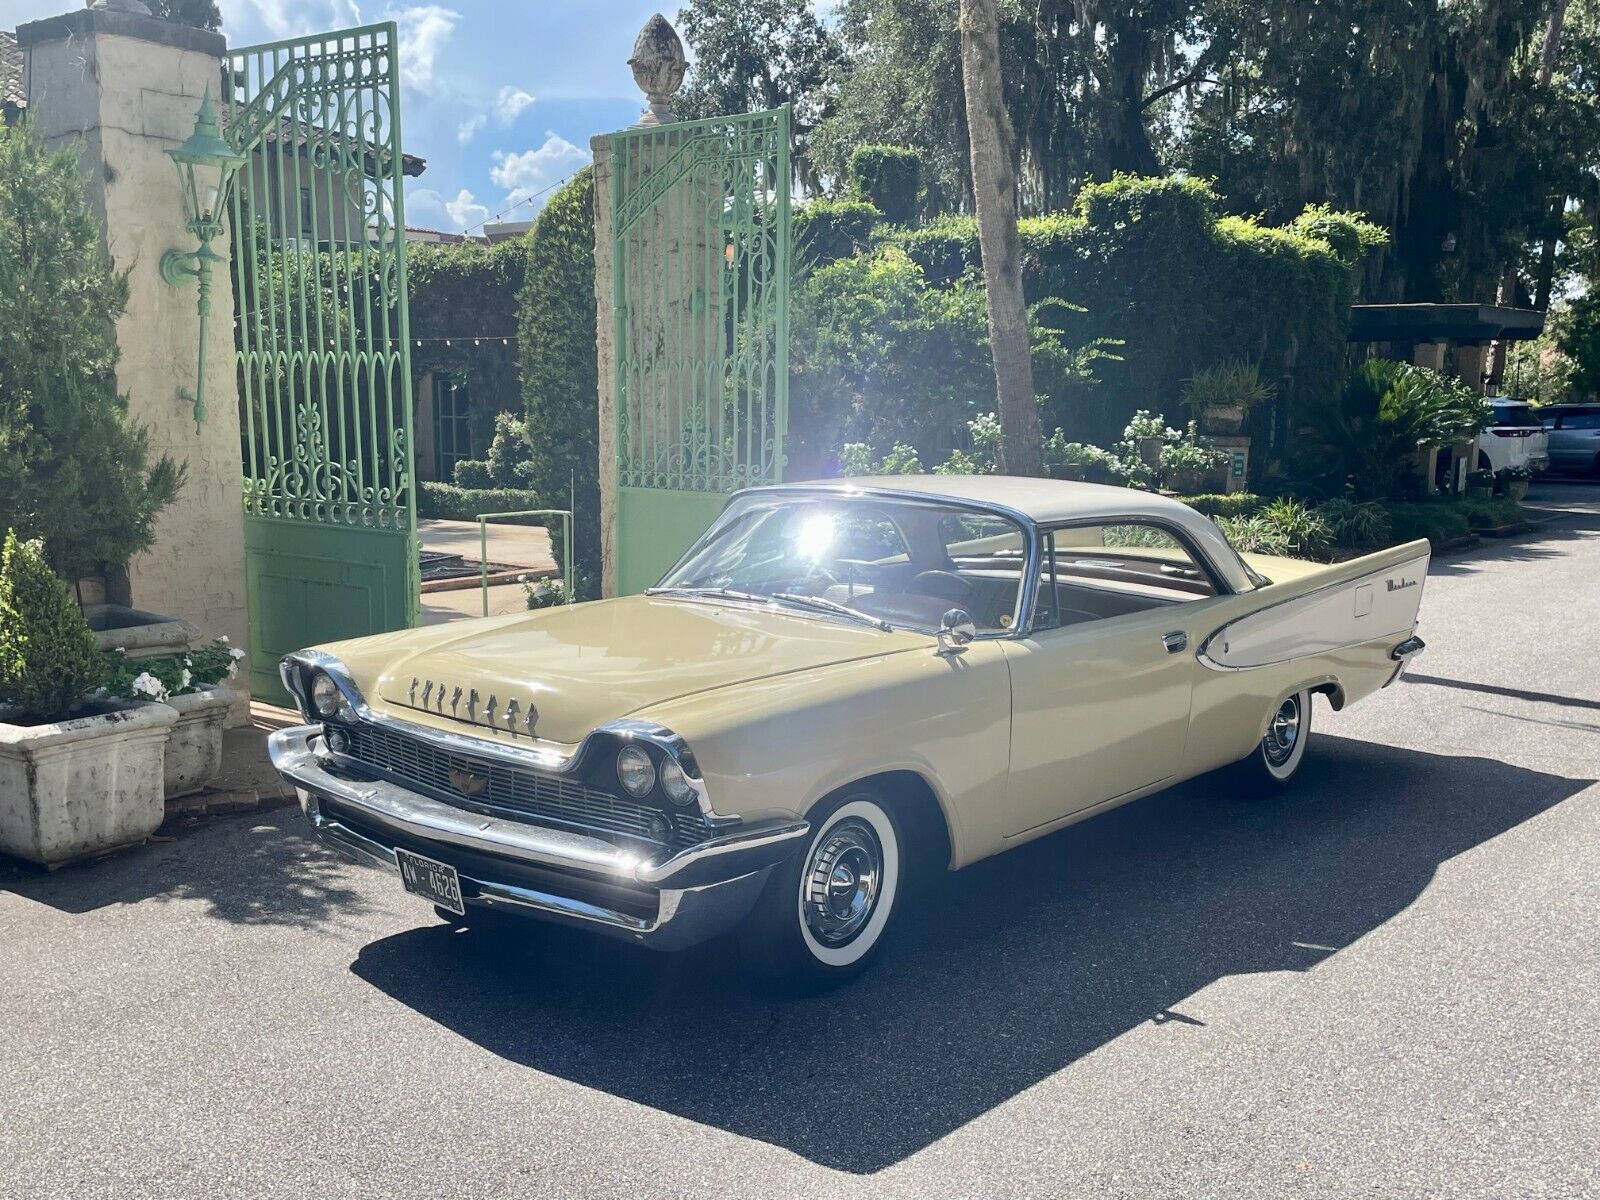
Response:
[[594, 17, 791, 597], [226, 24, 420, 703]]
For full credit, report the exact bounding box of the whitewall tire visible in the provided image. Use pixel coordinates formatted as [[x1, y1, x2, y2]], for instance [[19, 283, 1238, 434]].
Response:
[[739, 789, 903, 989], [1227, 689, 1313, 795]]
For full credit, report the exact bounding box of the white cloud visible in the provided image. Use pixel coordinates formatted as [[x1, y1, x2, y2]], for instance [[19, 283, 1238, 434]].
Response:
[[391, 5, 460, 94], [225, 0, 363, 39], [489, 132, 591, 211], [495, 86, 536, 125], [406, 186, 487, 233], [457, 113, 487, 144]]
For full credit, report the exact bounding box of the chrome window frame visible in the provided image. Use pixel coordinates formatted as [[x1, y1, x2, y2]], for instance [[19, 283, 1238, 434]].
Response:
[[1027, 514, 1239, 635]]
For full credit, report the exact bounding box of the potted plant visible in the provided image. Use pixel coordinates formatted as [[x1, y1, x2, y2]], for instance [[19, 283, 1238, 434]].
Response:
[[0, 532, 177, 867], [1495, 464, 1532, 502], [1465, 468, 1496, 497], [1160, 436, 1230, 494], [1044, 434, 1119, 484], [1181, 360, 1276, 436], [85, 603, 202, 662], [102, 638, 244, 797]]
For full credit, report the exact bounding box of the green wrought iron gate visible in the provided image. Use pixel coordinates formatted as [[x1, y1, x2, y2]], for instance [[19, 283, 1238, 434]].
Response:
[[226, 24, 418, 703], [610, 107, 791, 595]]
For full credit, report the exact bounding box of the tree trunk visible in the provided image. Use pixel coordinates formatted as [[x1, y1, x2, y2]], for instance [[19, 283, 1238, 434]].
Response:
[[957, 0, 1043, 476], [1539, 0, 1568, 89]]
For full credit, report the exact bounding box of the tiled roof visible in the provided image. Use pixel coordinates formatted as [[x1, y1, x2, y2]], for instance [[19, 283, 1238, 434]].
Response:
[[221, 106, 426, 178], [2, 31, 25, 111]]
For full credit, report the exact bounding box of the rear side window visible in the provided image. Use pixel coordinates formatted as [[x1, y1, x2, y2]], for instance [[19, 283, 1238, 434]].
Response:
[[1561, 412, 1600, 430], [1492, 405, 1541, 428], [1035, 523, 1214, 631]]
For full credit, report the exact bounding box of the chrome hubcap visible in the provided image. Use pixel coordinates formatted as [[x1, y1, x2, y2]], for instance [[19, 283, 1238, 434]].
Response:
[[1263, 697, 1301, 766], [802, 818, 882, 947]]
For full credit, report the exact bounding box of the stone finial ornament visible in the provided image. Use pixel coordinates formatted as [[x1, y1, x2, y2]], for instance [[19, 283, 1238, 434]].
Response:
[[90, 0, 155, 13], [628, 14, 687, 127]]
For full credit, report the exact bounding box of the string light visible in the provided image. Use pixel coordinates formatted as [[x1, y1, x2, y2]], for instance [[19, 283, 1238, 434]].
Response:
[[453, 172, 580, 238], [410, 335, 517, 347]]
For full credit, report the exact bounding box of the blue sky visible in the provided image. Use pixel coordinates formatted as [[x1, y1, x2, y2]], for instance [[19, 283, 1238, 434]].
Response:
[[1, 0, 672, 232]]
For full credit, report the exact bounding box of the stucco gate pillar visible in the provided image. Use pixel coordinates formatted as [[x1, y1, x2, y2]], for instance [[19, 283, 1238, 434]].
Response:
[[19, 3, 250, 703]]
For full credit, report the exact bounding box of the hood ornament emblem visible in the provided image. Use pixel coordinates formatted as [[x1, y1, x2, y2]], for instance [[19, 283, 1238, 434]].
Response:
[[408, 676, 418, 703], [450, 685, 462, 715], [524, 704, 538, 734], [420, 680, 433, 707]]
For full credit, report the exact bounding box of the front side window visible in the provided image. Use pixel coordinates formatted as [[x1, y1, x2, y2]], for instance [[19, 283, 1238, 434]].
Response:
[[657, 494, 1028, 633], [1036, 523, 1214, 631], [1561, 412, 1600, 430]]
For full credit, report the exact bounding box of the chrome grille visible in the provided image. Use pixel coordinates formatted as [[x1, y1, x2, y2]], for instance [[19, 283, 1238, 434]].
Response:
[[340, 722, 706, 849]]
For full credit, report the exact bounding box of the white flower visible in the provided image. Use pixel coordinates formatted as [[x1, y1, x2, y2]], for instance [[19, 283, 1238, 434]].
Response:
[[517, 574, 528, 583], [184, 656, 193, 667], [114, 646, 127, 655], [226, 662, 239, 679], [228, 647, 246, 660], [218, 635, 230, 643], [130, 672, 168, 702], [179, 668, 193, 691]]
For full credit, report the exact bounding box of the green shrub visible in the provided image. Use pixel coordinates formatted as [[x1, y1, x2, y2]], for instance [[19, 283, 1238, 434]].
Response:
[[523, 576, 568, 610], [1180, 360, 1276, 420], [0, 530, 105, 721], [884, 177, 1379, 447], [452, 460, 493, 489], [1457, 495, 1524, 530], [483, 411, 535, 488], [846, 145, 924, 225], [1381, 501, 1473, 548], [0, 121, 182, 581], [1178, 493, 1265, 518], [1043, 435, 1120, 481], [416, 483, 541, 522], [1315, 498, 1392, 547], [1213, 514, 1294, 557], [1257, 497, 1332, 557], [795, 198, 881, 269], [1295, 360, 1494, 501], [518, 169, 599, 592]]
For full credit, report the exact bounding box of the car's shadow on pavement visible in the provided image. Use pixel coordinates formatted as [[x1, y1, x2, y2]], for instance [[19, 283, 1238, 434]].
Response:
[[350, 735, 1589, 1174]]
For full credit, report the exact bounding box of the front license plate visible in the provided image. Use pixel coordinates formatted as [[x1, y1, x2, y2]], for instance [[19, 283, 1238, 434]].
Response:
[[396, 847, 464, 916]]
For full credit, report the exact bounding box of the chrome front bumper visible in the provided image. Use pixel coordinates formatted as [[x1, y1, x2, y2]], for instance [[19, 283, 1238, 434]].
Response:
[[268, 725, 809, 950]]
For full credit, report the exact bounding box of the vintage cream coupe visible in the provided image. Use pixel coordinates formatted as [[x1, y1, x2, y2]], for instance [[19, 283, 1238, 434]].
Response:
[[269, 477, 1429, 986]]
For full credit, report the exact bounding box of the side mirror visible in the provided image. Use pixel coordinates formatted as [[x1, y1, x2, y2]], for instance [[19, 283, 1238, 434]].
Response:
[[937, 608, 976, 656]]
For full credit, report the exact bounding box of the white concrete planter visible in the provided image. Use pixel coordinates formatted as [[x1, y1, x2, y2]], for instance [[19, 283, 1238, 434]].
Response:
[[85, 603, 200, 662], [0, 700, 179, 867], [164, 685, 233, 798]]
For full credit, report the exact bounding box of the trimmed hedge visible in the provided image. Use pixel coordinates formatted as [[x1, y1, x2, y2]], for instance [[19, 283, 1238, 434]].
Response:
[[795, 198, 881, 269], [1175, 492, 1266, 518], [846, 145, 923, 225], [417, 483, 541, 523], [886, 176, 1384, 449], [518, 169, 599, 592]]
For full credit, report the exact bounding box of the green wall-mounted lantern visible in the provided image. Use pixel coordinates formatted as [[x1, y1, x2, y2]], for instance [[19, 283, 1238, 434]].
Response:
[[160, 90, 246, 430]]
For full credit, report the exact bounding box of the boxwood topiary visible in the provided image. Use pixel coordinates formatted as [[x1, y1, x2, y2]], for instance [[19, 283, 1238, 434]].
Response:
[[0, 530, 106, 721]]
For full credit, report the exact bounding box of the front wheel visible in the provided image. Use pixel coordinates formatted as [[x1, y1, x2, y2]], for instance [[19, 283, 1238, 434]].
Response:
[[738, 789, 903, 991], [1226, 689, 1312, 796]]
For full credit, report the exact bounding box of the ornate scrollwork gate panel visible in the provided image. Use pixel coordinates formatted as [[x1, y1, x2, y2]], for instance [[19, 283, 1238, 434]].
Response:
[[609, 107, 791, 594], [226, 23, 418, 702]]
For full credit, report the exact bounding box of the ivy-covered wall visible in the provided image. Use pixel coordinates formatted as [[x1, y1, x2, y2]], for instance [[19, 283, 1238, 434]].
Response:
[[407, 237, 530, 466], [885, 176, 1383, 447]]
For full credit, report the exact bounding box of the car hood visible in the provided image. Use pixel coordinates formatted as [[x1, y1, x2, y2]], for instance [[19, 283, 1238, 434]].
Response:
[[342, 594, 929, 745]]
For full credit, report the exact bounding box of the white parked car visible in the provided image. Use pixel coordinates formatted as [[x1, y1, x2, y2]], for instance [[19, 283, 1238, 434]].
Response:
[[1477, 398, 1550, 475]]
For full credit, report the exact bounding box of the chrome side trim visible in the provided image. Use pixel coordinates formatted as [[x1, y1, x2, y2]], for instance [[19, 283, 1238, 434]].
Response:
[[269, 725, 808, 889], [1195, 549, 1431, 673]]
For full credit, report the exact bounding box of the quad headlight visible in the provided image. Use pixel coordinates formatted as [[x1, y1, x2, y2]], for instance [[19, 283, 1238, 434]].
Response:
[[616, 744, 656, 797], [658, 756, 697, 807], [310, 670, 354, 723]]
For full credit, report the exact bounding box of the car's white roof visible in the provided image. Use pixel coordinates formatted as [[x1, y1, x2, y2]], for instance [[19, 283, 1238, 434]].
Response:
[[764, 474, 1257, 590], [782, 474, 1194, 524]]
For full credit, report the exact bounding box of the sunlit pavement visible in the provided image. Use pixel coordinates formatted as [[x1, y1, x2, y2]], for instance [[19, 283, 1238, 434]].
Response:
[[2, 485, 1596, 1199]]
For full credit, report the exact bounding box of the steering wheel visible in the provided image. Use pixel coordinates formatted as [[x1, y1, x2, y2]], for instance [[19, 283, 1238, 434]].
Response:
[[910, 569, 975, 605]]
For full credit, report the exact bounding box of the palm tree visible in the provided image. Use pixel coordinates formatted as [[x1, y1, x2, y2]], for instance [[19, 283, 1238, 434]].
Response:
[[957, 0, 1043, 475]]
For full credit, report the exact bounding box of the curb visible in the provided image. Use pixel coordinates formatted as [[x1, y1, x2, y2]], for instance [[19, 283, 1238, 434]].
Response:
[[164, 783, 297, 822]]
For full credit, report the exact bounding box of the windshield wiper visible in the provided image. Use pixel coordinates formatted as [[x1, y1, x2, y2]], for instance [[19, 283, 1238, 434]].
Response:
[[645, 585, 767, 603], [770, 592, 892, 631]]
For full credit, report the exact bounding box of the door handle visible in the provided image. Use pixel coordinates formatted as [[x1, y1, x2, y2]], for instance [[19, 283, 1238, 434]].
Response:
[[1161, 631, 1188, 654]]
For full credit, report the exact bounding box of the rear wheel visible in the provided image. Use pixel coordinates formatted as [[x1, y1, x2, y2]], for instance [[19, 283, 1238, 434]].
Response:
[[738, 788, 903, 991], [1226, 689, 1312, 796]]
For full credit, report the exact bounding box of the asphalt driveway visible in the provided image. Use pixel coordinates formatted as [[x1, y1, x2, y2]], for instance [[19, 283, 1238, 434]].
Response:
[[3, 485, 1597, 1199]]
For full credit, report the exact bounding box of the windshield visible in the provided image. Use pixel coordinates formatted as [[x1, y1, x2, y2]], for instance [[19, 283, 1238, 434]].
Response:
[[655, 493, 1029, 633]]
